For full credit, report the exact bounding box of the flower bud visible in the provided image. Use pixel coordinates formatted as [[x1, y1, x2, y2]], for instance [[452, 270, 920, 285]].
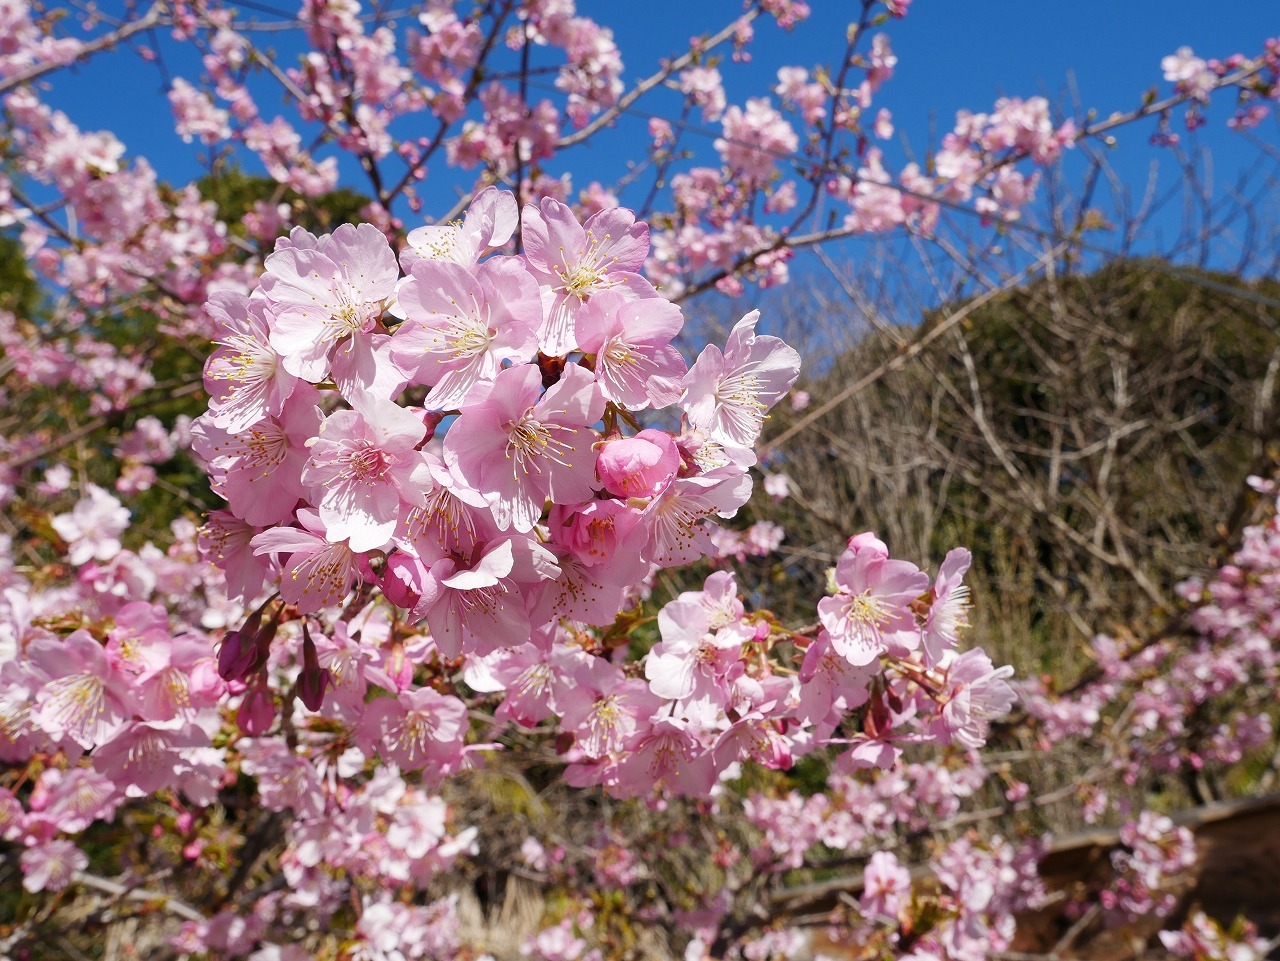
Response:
[[596, 429, 679, 498], [236, 678, 275, 735], [380, 552, 426, 610], [188, 658, 227, 702], [297, 666, 330, 713], [217, 628, 257, 682], [297, 625, 330, 712], [217, 610, 280, 682]]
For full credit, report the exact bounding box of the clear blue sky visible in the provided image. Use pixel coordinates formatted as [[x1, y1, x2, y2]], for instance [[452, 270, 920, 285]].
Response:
[[32, 1, 1280, 278]]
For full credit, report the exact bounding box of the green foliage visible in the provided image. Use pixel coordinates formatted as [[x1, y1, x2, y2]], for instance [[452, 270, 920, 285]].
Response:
[[197, 164, 372, 243], [2, 168, 378, 555], [0, 230, 40, 318]]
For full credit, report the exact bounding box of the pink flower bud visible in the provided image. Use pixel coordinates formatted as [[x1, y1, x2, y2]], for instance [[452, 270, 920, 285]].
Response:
[[297, 667, 329, 711], [188, 658, 226, 701], [297, 625, 330, 712], [218, 612, 278, 682], [596, 429, 679, 498], [216, 629, 257, 682], [380, 552, 426, 610], [237, 680, 275, 735]]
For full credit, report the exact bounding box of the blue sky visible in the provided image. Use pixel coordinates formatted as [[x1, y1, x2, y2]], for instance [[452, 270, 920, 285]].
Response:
[[32, 1, 1280, 285]]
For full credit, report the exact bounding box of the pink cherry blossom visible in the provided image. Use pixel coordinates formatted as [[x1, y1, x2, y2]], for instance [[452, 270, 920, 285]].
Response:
[[612, 715, 716, 798], [21, 839, 88, 893], [301, 390, 430, 553], [30, 630, 135, 748], [203, 290, 299, 433], [681, 310, 800, 449], [193, 388, 323, 529], [576, 290, 687, 410], [360, 687, 468, 772], [394, 454, 493, 561], [922, 548, 973, 667], [646, 593, 751, 702], [51, 484, 130, 567], [861, 851, 912, 920], [522, 198, 655, 356], [933, 649, 1016, 749], [817, 533, 928, 667], [252, 510, 361, 614], [262, 223, 398, 381], [444, 363, 604, 533], [401, 535, 558, 658], [642, 473, 753, 567], [401, 185, 518, 270], [391, 256, 542, 410]]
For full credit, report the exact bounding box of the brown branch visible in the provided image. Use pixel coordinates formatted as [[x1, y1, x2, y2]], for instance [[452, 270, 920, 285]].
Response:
[[554, 5, 763, 151], [0, 2, 166, 97], [72, 870, 207, 923], [0, 377, 204, 474], [761, 243, 1070, 456]]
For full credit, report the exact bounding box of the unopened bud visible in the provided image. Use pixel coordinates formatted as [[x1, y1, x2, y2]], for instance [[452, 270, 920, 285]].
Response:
[[218, 610, 280, 682], [297, 624, 330, 712], [297, 666, 330, 712], [217, 628, 257, 682], [596, 430, 680, 498], [236, 678, 275, 735]]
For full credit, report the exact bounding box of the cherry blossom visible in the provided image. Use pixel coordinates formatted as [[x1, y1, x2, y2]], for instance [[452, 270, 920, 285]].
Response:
[[444, 362, 604, 533], [682, 310, 801, 449], [0, 8, 1277, 958], [301, 390, 430, 552], [522, 198, 655, 356], [262, 223, 398, 381], [817, 532, 929, 667]]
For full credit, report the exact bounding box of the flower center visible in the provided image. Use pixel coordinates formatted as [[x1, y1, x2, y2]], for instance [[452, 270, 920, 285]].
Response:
[[584, 696, 626, 755], [446, 320, 492, 359], [43, 674, 107, 741], [515, 663, 552, 698], [505, 414, 575, 473], [602, 337, 636, 368], [346, 444, 390, 483], [846, 591, 889, 630], [413, 222, 461, 260], [391, 712, 438, 761]]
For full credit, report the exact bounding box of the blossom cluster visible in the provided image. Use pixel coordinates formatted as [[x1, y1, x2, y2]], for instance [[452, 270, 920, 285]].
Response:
[[0, 486, 472, 957], [1161, 39, 1280, 132], [1160, 910, 1272, 961], [1, 3, 1278, 958], [0, 189, 1028, 958], [1019, 474, 1280, 797], [191, 189, 1014, 802], [1102, 811, 1198, 922]]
